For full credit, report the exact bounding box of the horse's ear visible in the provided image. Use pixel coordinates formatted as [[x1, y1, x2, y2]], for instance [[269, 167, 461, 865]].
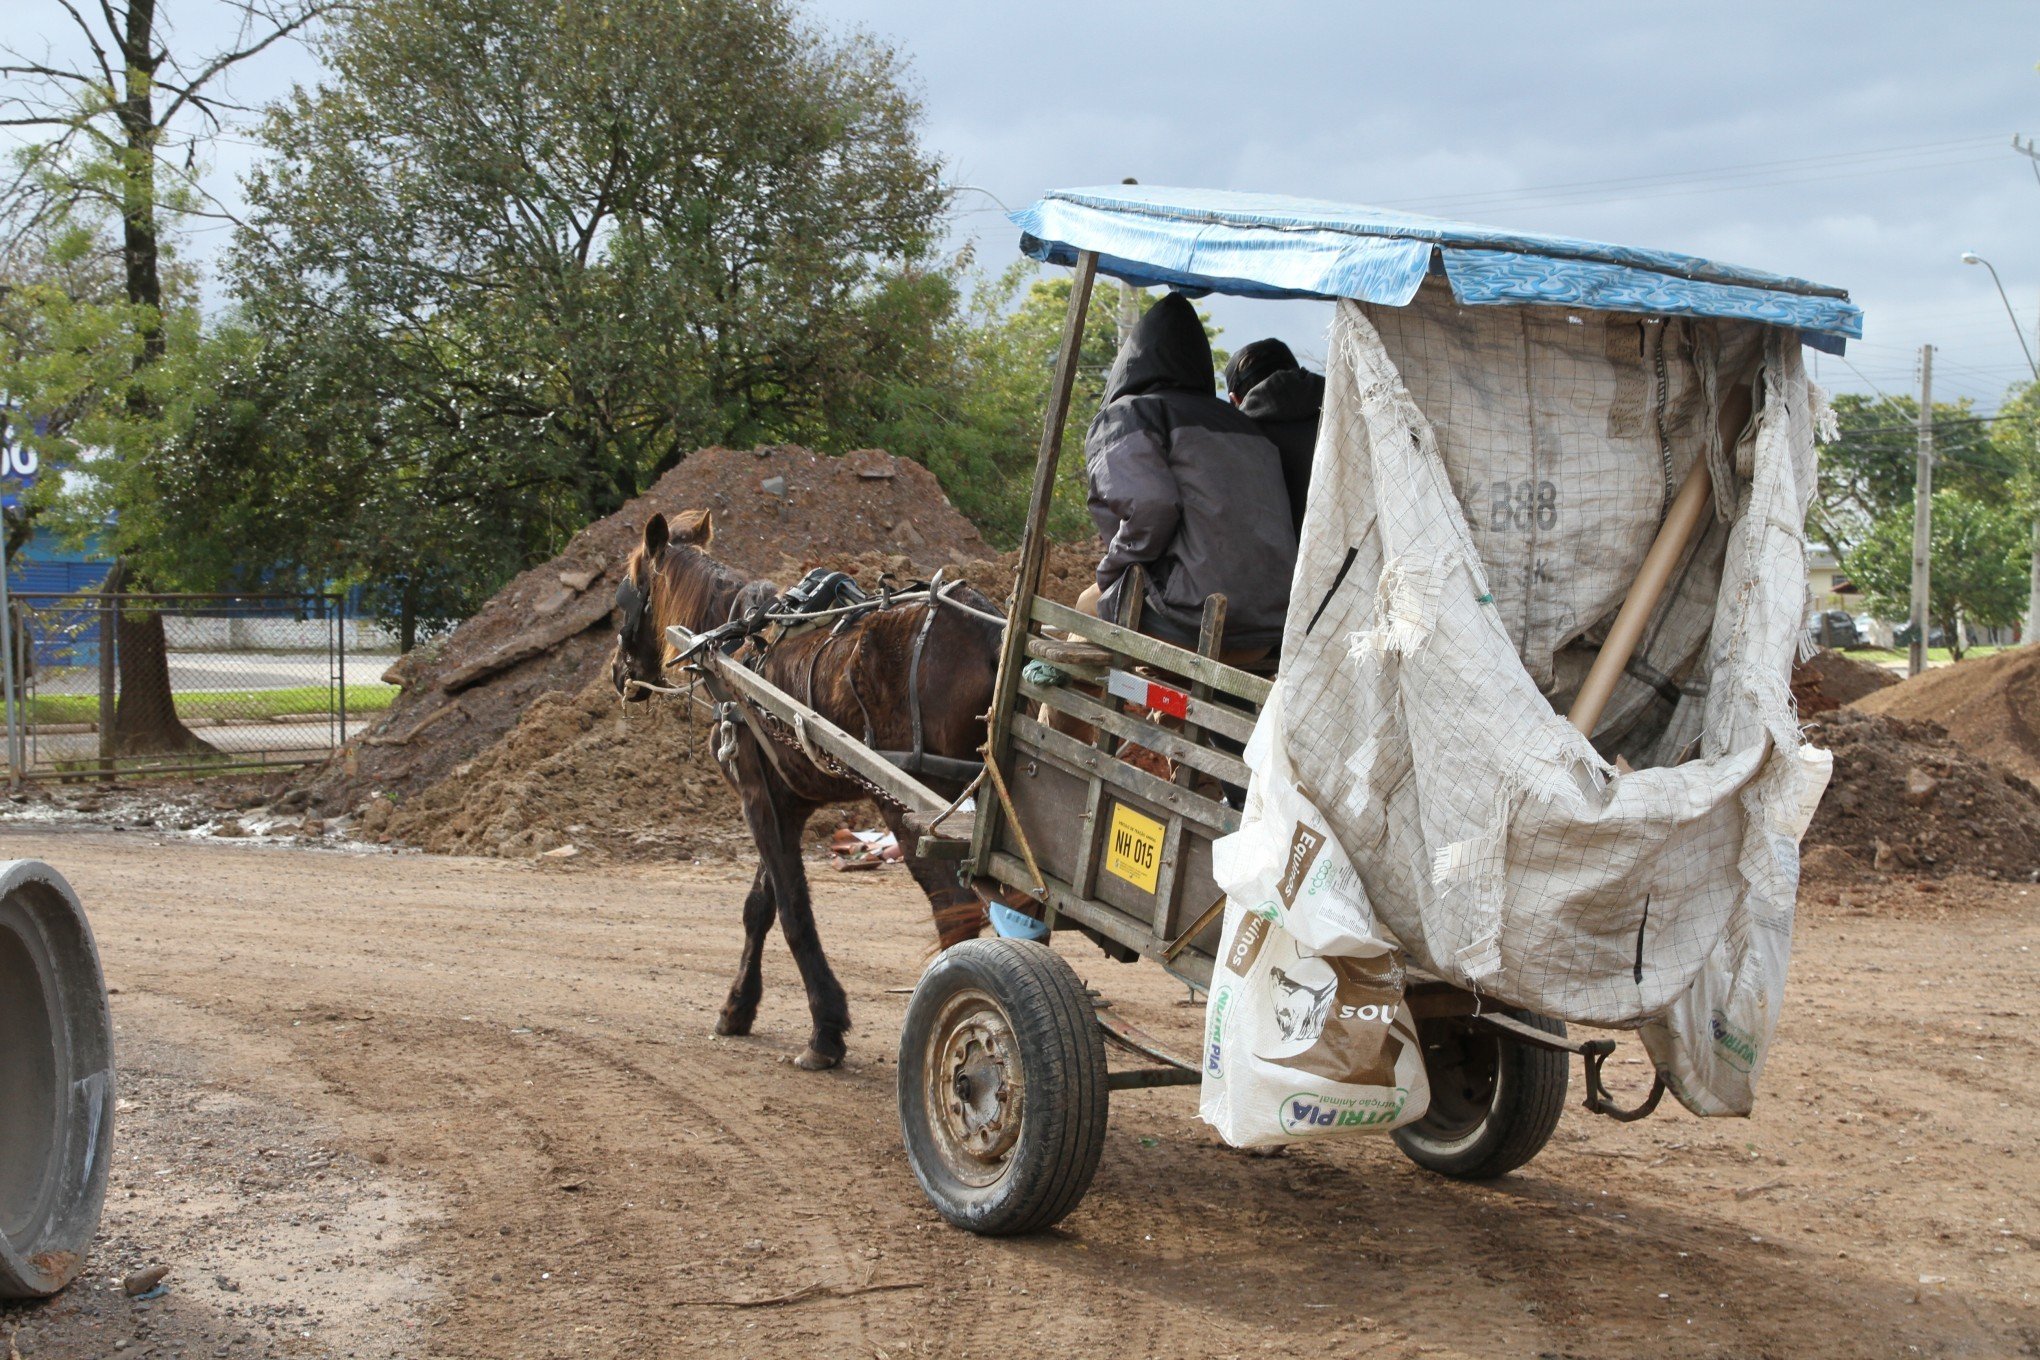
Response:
[[671, 509, 713, 548], [642, 513, 669, 557]]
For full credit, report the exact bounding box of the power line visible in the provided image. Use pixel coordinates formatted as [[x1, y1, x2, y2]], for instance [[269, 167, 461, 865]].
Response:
[[1384, 137, 2007, 215]]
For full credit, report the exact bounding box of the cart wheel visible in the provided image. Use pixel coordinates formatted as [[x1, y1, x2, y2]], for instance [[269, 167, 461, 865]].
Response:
[[1392, 1010, 1567, 1180], [897, 938, 1108, 1235]]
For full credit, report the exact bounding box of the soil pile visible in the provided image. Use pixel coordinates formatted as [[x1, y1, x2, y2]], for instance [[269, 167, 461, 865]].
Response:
[[1801, 709, 2040, 881], [1790, 648, 1897, 715], [366, 536, 1102, 862], [308, 446, 990, 812], [1851, 645, 2040, 782]]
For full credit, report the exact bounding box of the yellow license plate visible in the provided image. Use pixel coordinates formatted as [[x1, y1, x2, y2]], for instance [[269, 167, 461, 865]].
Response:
[[1103, 804, 1165, 894]]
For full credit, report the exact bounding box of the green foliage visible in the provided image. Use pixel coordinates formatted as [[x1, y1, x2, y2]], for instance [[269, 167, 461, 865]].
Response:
[[234, 0, 946, 510], [892, 265, 1224, 545], [1844, 489, 2029, 658], [1810, 391, 2013, 568]]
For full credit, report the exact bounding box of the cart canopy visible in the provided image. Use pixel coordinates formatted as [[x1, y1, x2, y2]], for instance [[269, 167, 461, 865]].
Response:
[[1012, 185, 1862, 353]]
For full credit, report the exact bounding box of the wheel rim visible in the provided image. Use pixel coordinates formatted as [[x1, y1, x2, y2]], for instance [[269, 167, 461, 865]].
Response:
[[1409, 1021, 1500, 1146], [923, 987, 1025, 1188]]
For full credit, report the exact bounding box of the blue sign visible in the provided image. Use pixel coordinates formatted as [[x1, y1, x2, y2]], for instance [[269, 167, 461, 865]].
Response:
[[0, 410, 38, 511]]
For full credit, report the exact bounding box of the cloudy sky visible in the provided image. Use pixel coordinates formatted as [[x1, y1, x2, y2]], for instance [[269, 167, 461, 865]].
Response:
[[15, 1, 2038, 411]]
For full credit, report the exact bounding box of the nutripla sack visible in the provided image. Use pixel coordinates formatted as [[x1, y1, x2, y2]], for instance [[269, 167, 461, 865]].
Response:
[[1200, 689, 1430, 1147]]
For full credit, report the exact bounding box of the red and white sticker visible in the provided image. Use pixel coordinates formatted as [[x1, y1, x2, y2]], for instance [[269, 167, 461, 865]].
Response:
[[1106, 668, 1190, 719]]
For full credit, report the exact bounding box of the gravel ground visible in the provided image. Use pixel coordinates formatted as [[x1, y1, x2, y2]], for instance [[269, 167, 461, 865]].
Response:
[[1, 829, 2034, 1360]]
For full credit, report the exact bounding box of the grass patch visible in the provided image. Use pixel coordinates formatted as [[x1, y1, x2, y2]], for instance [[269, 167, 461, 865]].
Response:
[[1842, 646, 2004, 667], [24, 682, 398, 725]]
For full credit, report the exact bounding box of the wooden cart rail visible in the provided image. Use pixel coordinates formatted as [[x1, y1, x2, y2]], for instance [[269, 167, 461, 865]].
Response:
[[968, 578, 1272, 991], [665, 623, 953, 816]]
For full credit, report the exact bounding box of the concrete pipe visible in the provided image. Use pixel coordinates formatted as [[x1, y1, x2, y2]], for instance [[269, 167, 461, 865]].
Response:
[[0, 860, 114, 1298]]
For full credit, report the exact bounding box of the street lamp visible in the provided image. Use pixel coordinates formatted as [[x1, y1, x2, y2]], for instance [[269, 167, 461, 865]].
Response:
[[1962, 251, 2040, 645], [1961, 251, 2039, 379]]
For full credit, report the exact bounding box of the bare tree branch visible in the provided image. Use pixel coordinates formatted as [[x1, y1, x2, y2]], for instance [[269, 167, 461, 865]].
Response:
[[157, 3, 342, 129], [0, 61, 109, 91], [55, 0, 119, 89]]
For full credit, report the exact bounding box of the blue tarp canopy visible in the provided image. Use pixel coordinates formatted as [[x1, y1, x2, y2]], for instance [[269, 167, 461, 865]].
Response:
[[1013, 185, 1861, 354]]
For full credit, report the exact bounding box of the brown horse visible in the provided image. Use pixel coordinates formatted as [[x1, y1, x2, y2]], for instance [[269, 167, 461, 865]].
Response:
[[612, 509, 998, 1069]]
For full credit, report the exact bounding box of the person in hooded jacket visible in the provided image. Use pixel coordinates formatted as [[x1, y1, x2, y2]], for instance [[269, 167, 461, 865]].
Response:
[[1223, 338, 1325, 536], [1081, 292, 1297, 660]]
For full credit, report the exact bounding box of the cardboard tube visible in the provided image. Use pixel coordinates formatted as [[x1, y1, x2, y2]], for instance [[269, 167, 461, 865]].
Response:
[[1567, 458, 1714, 737]]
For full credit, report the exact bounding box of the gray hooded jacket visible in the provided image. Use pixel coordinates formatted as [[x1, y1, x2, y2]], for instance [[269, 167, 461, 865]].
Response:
[[1084, 294, 1298, 651]]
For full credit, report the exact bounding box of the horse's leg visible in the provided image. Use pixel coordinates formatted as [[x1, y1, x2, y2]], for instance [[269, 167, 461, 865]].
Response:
[[878, 803, 986, 950], [767, 807, 850, 1070], [728, 735, 845, 1070], [713, 864, 773, 1037]]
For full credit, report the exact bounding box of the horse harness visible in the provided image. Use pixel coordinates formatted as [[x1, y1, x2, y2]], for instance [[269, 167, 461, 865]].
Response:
[[661, 566, 992, 805]]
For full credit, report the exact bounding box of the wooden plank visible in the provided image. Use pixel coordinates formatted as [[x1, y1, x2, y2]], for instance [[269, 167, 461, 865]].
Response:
[[1019, 681, 1251, 787], [1178, 692, 1257, 746], [1176, 595, 1226, 791], [705, 652, 949, 814], [1032, 597, 1272, 705], [973, 249, 1100, 876], [1069, 776, 1108, 898], [1011, 714, 1238, 835], [1148, 814, 1186, 937], [1026, 636, 1114, 668]]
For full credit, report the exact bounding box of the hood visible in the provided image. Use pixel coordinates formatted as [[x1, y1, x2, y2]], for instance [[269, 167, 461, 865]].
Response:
[[1240, 367, 1325, 423], [1104, 292, 1216, 403]]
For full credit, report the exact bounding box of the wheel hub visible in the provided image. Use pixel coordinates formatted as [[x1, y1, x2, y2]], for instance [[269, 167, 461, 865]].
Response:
[[925, 991, 1024, 1185]]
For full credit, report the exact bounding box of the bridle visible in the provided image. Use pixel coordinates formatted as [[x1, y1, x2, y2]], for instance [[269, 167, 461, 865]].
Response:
[[615, 563, 689, 702]]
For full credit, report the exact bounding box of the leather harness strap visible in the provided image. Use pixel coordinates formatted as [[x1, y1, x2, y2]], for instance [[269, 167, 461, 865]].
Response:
[[903, 571, 950, 776]]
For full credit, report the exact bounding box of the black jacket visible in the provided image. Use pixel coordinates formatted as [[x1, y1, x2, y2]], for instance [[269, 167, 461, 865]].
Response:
[[1084, 294, 1298, 651], [1239, 367, 1325, 536]]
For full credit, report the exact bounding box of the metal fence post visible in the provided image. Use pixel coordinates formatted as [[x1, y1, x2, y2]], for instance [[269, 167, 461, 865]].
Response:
[[334, 593, 346, 750], [96, 591, 116, 782], [0, 555, 19, 787]]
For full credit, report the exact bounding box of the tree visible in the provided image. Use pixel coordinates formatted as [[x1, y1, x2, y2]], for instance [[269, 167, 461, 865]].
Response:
[[1845, 489, 2028, 659], [901, 265, 1225, 545], [2, 0, 337, 753], [232, 0, 949, 529], [1809, 391, 2011, 573]]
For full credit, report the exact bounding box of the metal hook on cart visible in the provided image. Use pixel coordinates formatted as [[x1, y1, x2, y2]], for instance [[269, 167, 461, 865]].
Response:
[[1580, 1039, 1669, 1122]]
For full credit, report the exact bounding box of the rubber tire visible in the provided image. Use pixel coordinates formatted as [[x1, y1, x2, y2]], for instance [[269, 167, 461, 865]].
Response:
[[0, 860, 115, 1298], [897, 938, 1109, 1235], [1392, 1010, 1567, 1180]]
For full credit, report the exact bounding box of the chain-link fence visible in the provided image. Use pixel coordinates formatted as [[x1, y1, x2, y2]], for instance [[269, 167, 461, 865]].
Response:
[[0, 592, 381, 780]]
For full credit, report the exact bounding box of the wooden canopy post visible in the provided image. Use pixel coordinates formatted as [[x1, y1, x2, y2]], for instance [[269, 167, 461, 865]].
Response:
[[971, 250, 1099, 882]]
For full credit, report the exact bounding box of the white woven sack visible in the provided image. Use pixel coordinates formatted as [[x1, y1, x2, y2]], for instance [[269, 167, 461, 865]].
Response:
[[1200, 690, 1430, 1146]]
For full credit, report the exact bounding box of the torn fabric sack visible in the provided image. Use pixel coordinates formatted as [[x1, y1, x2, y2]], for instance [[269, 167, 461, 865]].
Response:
[[1203, 288, 1833, 1137]]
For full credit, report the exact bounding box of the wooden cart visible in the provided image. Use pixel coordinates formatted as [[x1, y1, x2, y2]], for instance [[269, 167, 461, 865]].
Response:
[[674, 184, 1859, 1235]]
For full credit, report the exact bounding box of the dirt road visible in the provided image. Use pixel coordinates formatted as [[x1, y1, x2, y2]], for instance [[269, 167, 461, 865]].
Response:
[[1, 830, 2033, 1360]]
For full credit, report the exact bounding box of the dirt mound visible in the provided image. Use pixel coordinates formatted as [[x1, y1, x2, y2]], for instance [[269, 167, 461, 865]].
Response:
[[1801, 709, 2040, 881], [364, 678, 748, 860], [1851, 645, 2040, 782], [308, 430, 1107, 865], [308, 446, 990, 812], [1790, 648, 1897, 716], [362, 537, 1102, 863]]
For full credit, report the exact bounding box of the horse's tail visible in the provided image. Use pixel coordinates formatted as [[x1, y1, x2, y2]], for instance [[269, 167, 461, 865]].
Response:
[[927, 890, 990, 957]]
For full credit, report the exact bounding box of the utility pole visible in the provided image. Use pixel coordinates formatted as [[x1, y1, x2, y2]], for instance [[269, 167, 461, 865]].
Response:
[[1909, 344, 1935, 677]]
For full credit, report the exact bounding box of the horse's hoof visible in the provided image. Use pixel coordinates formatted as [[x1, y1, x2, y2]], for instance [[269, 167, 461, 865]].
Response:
[[794, 1046, 842, 1071], [714, 1012, 754, 1037]]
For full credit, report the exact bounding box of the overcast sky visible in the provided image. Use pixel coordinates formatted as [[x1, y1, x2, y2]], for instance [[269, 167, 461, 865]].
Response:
[[14, 1, 2038, 412]]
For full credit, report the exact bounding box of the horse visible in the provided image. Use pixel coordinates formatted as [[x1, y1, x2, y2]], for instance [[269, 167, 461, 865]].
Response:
[[611, 508, 1002, 1070]]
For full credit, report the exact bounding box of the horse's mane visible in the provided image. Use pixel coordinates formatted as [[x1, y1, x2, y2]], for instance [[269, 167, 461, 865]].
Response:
[[627, 520, 771, 654]]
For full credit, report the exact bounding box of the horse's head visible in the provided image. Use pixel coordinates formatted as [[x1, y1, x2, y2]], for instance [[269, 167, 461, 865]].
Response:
[[611, 508, 715, 702]]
